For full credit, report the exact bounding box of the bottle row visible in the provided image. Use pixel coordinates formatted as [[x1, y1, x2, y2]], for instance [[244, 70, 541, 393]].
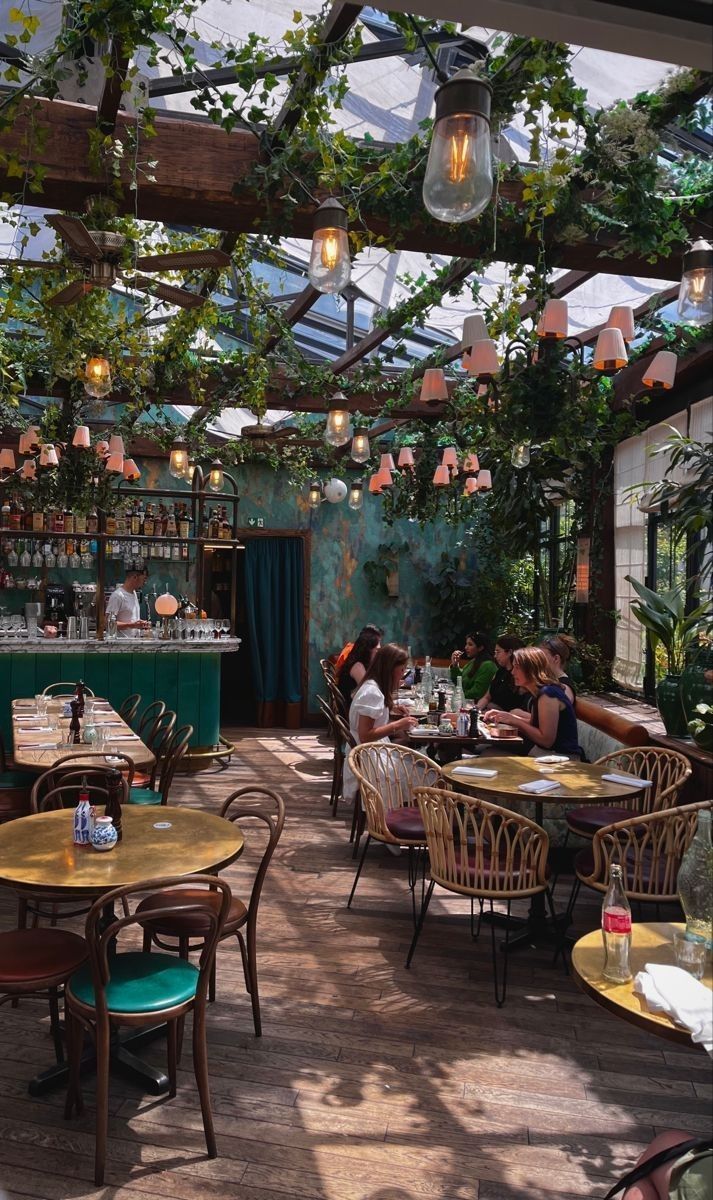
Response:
[[0, 496, 237, 540], [0, 536, 191, 574]]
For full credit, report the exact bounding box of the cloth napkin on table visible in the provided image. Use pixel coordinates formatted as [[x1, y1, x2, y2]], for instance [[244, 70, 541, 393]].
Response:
[[602, 773, 653, 787], [518, 778, 562, 794], [452, 766, 498, 779], [634, 963, 713, 1055], [17, 741, 56, 748]]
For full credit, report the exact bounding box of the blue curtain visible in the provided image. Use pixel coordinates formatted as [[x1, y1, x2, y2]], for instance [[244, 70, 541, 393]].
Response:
[[244, 538, 304, 705]]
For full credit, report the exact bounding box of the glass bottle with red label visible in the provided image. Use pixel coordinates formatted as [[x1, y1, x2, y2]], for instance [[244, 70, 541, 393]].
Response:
[[601, 863, 632, 983]]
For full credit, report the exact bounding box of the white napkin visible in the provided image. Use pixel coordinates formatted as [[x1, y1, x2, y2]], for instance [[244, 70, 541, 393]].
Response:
[[634, 963, 712, 1054], [518, 778, 562, 794], [602, 773, 653, 787], [108, 734, 139, 741], [18, 741, 56, 748], [452, 766, 498, 778]]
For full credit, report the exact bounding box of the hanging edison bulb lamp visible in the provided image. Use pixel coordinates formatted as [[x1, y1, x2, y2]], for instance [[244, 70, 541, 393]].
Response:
[[307, 199, 351, 294], [324, 392, 351, 447], [208, 459, 224, 492], [307, 480, 322, 509], [511, 441, 531, 469], [84, 356, 112, 398], [185, 462, 196, 483], [422, 70, 493, 224], [348, 481, 364, 511], [350, 429, 370, 463], [677, 239, 713, 326], [167, 438, 187, 478]]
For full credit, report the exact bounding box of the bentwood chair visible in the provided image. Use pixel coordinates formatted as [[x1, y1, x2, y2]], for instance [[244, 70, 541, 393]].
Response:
[[347, 744, 443, 920], [320, 657, 336, 685], [565, 746, 692, 843], [135, 788, 285, 1036], [137, 699, 167, 740], [30, 755, 135, 812], [131, 707, 176, 788], [64, 874, 231, 1186], [565, 800, 712, 927], [117, 693, 142, 725], [42, 682, 95, 697], [410, 787, 551, 1006], [0, 732, 32, 824], [0, 928, 88, 1064], [127, 724, 192, 806]]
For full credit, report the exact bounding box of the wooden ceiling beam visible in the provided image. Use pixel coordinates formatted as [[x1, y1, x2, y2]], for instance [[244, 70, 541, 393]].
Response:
[[0, 96, 700, 279], [96, 41, 131, 133]]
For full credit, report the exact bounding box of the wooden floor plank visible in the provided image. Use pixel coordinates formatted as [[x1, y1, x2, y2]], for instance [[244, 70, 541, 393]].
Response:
[[0, 727, 707, 1200]]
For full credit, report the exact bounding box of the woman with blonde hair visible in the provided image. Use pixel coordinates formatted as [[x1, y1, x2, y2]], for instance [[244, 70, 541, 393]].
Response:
[[483, 646, 583, 758], [539, 632, 578, 704]]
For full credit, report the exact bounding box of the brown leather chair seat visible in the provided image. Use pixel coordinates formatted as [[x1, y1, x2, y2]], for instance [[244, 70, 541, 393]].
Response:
[[136, 887, 247, 938], [566, 805, 631, 836], [0, 928, 87, 987], [384, 807, 426, 841]]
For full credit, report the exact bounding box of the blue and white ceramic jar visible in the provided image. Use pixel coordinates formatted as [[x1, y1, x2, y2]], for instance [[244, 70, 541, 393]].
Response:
[[90, 816, 118, 852]]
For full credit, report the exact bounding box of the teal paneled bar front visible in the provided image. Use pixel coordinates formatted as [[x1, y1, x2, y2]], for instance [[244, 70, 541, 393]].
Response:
[[0, 642, 240, 754]]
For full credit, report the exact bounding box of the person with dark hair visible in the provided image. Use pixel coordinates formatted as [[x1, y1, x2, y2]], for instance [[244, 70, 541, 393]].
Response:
[[337, 627, 382, 706], [449, 632, 498, 701], [334, 623, 385, 677], [484, 646, 583, 757], [539, 632, 578, 704], [342, 644, 419, 803], [476, 634, 525, 712], [105, 561, 150, 638]]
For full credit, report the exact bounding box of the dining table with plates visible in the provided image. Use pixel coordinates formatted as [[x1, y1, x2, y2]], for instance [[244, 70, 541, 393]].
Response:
[[0, 805, 244, 1095], [441, 756, 646, 948], [11, 695, 155, 773]]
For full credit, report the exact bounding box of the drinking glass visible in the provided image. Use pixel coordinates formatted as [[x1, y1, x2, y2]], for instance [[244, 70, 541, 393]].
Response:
[[94, 725, 107, 752], [35, 693, 47, 718], [673, 929, 707, 979], [221, 619, 231, 637]]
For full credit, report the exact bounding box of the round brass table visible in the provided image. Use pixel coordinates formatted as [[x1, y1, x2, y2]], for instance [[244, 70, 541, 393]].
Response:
[[0, 806, 244, 897], [441, 757, 644, 949], [0, 806, 244, 1095], [571, 922, 713, 1047]]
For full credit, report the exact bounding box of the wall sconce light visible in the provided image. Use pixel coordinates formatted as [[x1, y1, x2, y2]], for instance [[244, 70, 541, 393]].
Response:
[[467, 339, 500, 380], [21, 458, 36, 480], [0, 448, 16, 472], [39, 444, 59, 468], [607, 305, 635, 342], [307, 480, 322, 508], [475, 468, 492, 490], [463, 452, 480, 472], [593, 327, 628, 372], [368, 474, 383, 495], [433, 464, 450, 487], [461, 314, 488, 367]]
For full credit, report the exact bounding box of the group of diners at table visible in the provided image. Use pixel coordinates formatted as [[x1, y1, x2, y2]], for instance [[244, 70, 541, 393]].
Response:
[[0, 684, 284, 1187]]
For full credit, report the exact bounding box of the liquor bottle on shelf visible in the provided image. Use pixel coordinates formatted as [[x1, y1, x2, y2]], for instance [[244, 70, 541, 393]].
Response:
[[87, 506, 98, 535], [9, 498, 20, 531], [130, 503, 141, 536], [53, 509, 65, 534], [115, 505, 126, 536], [105, 510, 116, 536], [75, 510, 87, 535], [64, 507, 75, 534], [210, 509, 220, 540], [221, 506, 231, 540], [23, 506, 32, 531], [172, 541, 180, 561], [178, 505, 189, 539], [32, 506, 44, 533], [166, 506, 177, 538], [1, 499, 10, 527], [143, 504, 154, 537]]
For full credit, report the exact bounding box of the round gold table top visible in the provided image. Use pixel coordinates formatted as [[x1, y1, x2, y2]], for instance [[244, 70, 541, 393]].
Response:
[[0, 806, 244, 896], [571, 922, 712, 1046], [441, 756, 645, 804]]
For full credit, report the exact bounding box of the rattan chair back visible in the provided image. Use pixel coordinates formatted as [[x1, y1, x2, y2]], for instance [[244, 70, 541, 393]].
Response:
[[594, 746, 692, 815], [579, 800, 712, 903], [349, 742, 442, 843], [415, 786, 550, 900]]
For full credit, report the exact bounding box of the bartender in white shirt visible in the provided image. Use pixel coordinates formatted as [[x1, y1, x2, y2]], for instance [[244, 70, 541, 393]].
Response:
[[106, 562, 151, 637]]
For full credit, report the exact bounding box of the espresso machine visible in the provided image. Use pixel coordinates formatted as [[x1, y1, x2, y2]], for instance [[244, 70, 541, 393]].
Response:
[[44, 584, 67, 631], [72, 583, 97, 637]]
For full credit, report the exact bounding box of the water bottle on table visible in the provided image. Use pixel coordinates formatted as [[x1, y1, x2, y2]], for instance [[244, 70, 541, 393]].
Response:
[[601, 863, 632, 983]]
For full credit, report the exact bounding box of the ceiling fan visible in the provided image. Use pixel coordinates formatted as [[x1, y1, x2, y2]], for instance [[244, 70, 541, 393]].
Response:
[[0, 214, 230, 309], [240, 421, 305, 453]]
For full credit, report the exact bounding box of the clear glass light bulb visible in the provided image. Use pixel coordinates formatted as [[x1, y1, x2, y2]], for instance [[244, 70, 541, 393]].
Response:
[[84, 356, 112, 398], [308, 483, 322, 509], [677, 267, 713, 326], [422, 113, 492, 224], [511, 441, 531, 469], [208, 461, 224, 492], [348, 485, 363, 511], [350, 431, 370, 463], [169, 443, 188, 479], [325, 406, 351, 447], [308, 227, 351, 294]]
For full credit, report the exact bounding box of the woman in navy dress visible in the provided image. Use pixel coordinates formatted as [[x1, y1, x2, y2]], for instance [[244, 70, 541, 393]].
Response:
[[483, 646, 583, 758]]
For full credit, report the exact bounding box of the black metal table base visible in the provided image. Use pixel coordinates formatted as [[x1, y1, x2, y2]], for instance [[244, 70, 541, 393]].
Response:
[[28, 1022, 169, 1097], [482, 898, 571, 952]]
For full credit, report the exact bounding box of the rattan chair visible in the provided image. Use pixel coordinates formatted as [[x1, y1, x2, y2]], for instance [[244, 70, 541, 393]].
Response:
[[64, 874, 231, 1186], [409, 786, 551, 1006], [565, 746, 692, 843], [136, 788, 285, 1035], [347, 743, 443, 919], [566, 800, 712, 924]]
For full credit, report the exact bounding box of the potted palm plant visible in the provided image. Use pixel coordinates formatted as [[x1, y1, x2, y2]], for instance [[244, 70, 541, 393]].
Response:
[[625, 575, 713, 736]]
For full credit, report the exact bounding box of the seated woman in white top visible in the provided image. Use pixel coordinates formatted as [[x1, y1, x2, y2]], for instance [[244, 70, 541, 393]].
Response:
[[343, 643, 419, 803]]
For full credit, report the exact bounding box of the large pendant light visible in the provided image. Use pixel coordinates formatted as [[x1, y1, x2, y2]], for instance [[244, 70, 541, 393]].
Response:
[[84, 356, 112, 398], [422, 70, 493, 224], [308, 198, 351, 294], [677, 239, 713, 326], [324, 392, 351, 447]]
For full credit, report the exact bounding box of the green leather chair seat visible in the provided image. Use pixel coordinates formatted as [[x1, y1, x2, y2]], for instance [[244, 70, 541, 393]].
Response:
[[0, 770, 33, 789], [69, 951, 199, 1013], [128, 787, 161, 806]]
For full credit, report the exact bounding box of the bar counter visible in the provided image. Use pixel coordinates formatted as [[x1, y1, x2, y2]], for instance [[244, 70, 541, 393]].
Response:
[[0, 638, 241, 756]]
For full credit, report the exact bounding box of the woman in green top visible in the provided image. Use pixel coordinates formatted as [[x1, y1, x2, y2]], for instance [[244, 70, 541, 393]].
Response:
[[450, 632, 498, 701]]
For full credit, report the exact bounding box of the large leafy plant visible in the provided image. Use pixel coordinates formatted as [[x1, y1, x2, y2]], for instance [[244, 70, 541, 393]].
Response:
[[625, 575, 712, 675]]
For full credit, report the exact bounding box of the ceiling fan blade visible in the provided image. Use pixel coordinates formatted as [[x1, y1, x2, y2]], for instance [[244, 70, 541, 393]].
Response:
[[46, 215, 103, 261], [0, 258, 63, 269], [131, 276, 204, 309], [46, 280, 93, 307], [134, 249, 231, 272]]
